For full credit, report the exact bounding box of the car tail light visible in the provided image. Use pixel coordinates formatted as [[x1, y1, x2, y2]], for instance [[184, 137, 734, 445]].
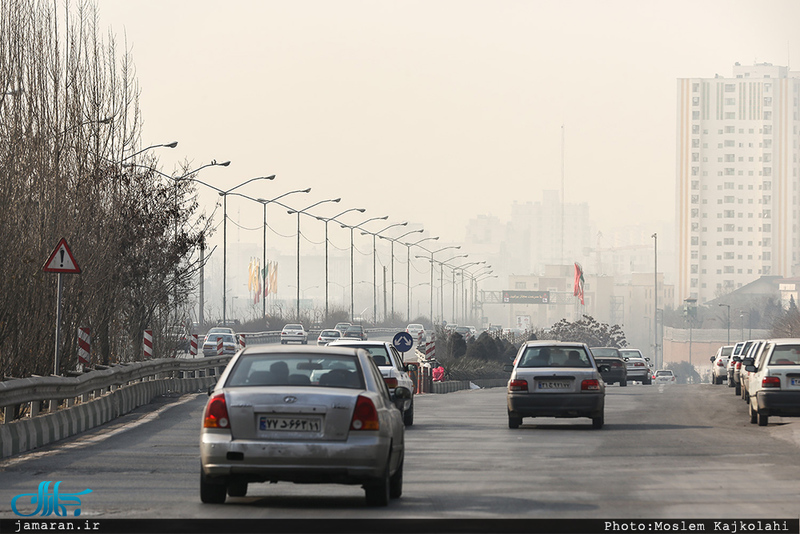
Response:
[[736, 361, 742, 369], [508, 379, 528, 392], [383, 377, 398, 388], [762, 376, 781, 388], [581, 379, 600, 391], [203, 393, 230, 429], [612, 361, 623, 368], [717, 359, 725, 367], [350, 395, 379, 431]]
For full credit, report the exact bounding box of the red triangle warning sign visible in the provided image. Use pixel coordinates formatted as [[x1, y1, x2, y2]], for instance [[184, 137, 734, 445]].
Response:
[[43, 238, 81, 274]]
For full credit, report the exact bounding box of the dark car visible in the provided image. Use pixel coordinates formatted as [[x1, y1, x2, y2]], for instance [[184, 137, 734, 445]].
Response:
[[343, 325, 368, 340], [590, 347, 627, 387]]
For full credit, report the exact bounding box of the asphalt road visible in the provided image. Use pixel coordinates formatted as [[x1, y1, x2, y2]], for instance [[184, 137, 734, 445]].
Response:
[[2, 379, 800, 520]]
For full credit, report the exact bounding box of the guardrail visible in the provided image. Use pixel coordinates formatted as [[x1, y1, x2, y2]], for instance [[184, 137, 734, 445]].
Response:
[[0, 356, 231, 458]]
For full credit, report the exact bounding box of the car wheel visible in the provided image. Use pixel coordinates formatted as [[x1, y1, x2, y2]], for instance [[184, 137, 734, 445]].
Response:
[[389, 454, 403, 499], [620, 379, 627, 387], [749, 400, 758, 424], [757, 411, 769, 427], [227, 481, 247, 498], [592, 414, 604, 429], [200, 471, 227, 504], [643, 377, 652, 385], [728, 377, 735, 387], [734, 383, 741, 396], [403, 402, 414, 427], [364, 460, 390, 507], [508, 412, 522, 429]]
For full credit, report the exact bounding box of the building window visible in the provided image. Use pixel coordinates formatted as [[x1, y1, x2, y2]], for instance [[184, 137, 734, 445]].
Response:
[[692, 153, 700, 162], [724, 210, 735, 218], [764, 139, 772, 148], [515, 282, 527, 289], [691, 195, 699, 204], [692, 83, 700, 93], [763, 224, 771, 232], [763, 167, 772, 176], [724, 84, 735, 92], [724, 252, 734, 259], [764, 97, 772, 106], [725, 168, 735, 175], [692, 124, 700, 134], [764, 125, 772, 134], [763, 210, 771, 219], [724, 224, 735, 231], [724, 112, 736, 119], [692, 97, 700, 106], [724, 140, 735, 147], [692, 111, 700, 120], [692, 139, 700, 148], [764, 252, 771, 261], [691, 237, 699, 245], [691, 167, 699, 176], [724, 154, 735, 162], [724, 266, 734, 273], [764, 111, 772, 120]]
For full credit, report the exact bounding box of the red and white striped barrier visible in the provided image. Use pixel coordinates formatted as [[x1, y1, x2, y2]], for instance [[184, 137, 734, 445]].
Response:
[[78, 327, 90, 365], [216, 336, 224, 356], [425, 341, 436, 360], [239, 334, 246, 350], [143, 329, 153, 359], [189, 334, 198, 357], [417, 331, 424, 345]]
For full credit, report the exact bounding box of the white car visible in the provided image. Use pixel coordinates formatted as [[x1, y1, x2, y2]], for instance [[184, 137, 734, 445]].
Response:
[[727, 341, 747, 388], [203, 326, 235, 346], [711, 345, 733, 384], [202, 333, 238, 356], [280, 323, 308, 344], [740, 340, 768, 402], [619, 348, 652, 384], [405, 323, 426, 343], [328, 340, 416, 426], [745, 338, 800, 426], [653, 369, 676, 384], [316, 329, 341, 346]]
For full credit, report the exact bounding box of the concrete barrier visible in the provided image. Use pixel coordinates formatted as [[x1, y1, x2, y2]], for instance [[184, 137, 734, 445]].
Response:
[[429, 378, 508, 394], [0, 376, 214, 458]]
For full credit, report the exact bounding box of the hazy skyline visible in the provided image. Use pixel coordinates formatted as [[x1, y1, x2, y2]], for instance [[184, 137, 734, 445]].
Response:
[[94, 0, 800, 268]]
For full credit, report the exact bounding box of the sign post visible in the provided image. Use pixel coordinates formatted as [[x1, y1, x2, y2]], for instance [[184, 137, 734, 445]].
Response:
[[43, 238, 81, 376]]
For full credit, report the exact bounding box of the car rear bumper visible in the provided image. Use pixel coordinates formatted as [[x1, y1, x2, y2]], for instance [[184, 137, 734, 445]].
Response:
[[600, 370, 626, 383], [756, 391, 800, 416], [507, 392, 604, 418], [200, 432, 392, 484]]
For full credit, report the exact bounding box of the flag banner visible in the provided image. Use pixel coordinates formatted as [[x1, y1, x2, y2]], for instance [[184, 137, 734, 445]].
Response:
[[574, 262, 585, 305]]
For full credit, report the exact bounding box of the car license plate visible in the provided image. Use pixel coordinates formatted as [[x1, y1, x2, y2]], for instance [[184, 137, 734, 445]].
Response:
[[259, 416, 321, 432], [791, 378, 800, 387], [537, 381, 570, 390]]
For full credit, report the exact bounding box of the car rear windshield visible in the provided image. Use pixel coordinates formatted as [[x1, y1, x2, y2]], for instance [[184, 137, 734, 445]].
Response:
[[207, 334, 235, 344], [721, 346, 733, 356], [518, 346, 592, 368], [591, 348, 620, 358], [769, 345, 800, 365], [335, 345, 391, 366], [226, 354, 364, 389], [320, 330, 340, 337], [656, 370, 673, 376], [284, 324, 303, 330]]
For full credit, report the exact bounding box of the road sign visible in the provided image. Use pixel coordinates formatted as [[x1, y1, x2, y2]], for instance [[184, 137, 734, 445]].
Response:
[[43, 238, 81, 274], [392, 332, 414, 353]]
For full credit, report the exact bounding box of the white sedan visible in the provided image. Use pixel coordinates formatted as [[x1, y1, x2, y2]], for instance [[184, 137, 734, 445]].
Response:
[[654, 369, 676, 384], [280, 324, 308, 344]]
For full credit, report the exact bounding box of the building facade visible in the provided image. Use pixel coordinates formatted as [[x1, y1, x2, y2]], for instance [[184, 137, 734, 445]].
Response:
[[677, 62, 800, 305]]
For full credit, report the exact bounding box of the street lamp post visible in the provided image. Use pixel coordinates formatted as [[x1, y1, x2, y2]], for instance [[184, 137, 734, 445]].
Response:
[[288, 198, 341, 319], [341, 216, 388, 322], [652, 232, 658, 367], [455, 261, 486, 323], [418, 245, 460, 326], [316, 208, 366, 321], [220, 175, 276, 323], [256, 188, 311, 319], [439, 255, 468, 324], [362, 222, 407, 325], [380, 229, 423, 323], [405, 236, 438, 323]]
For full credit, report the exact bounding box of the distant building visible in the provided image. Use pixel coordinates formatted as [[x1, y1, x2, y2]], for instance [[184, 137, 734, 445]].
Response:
[[676, 62, 800, 305]]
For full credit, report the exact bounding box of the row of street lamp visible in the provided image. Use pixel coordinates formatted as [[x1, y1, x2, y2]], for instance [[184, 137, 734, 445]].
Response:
[[122, 146, 495, 326]]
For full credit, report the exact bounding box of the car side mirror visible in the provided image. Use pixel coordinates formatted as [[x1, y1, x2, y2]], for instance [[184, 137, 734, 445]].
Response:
[[744, 365, 756, 373], [710, 356, 716, 362], [392, 386, 412, 411], [503, 364, 514, 373]]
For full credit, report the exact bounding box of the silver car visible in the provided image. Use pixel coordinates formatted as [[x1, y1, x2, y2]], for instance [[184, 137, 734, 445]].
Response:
[[504, 341, 607, 429], [200, 345, 409, 506], [316, 329, 342, 346]]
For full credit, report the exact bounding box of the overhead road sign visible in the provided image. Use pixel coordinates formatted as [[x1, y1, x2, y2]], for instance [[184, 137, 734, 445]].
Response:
[[502, 290, 550, 304]]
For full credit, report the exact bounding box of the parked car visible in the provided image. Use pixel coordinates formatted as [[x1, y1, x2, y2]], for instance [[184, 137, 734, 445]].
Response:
[[202, 333, 238, 357], [504, 341, 607, 429], [731, 340, 757, 395], [590, 347, 627, 387], [619, 348, 651, 384], [316, 329, 341, 346], [343, 324, 368, 340], [405, 323, 426, 343], [744, 338, 800, 426], [328, 340, 415, 426], [334, 322, 351, 335], [711, 345, 733, 384], [280, 324, 308, 345], [727, 341, 747, 388], [653, 369, 676, 384], [200, 345, 409, 505], [740, 340, 768, 401]]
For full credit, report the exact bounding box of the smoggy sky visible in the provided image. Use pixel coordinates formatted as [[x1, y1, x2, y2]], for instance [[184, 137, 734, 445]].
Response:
[[94, 0, 800, 257]]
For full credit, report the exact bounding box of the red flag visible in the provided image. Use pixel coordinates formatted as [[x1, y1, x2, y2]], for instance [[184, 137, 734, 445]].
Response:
[[573, 262, 585, 305]]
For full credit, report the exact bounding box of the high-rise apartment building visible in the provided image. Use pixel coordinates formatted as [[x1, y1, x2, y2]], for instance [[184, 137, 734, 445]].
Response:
[[677, 63, 800, 304]]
